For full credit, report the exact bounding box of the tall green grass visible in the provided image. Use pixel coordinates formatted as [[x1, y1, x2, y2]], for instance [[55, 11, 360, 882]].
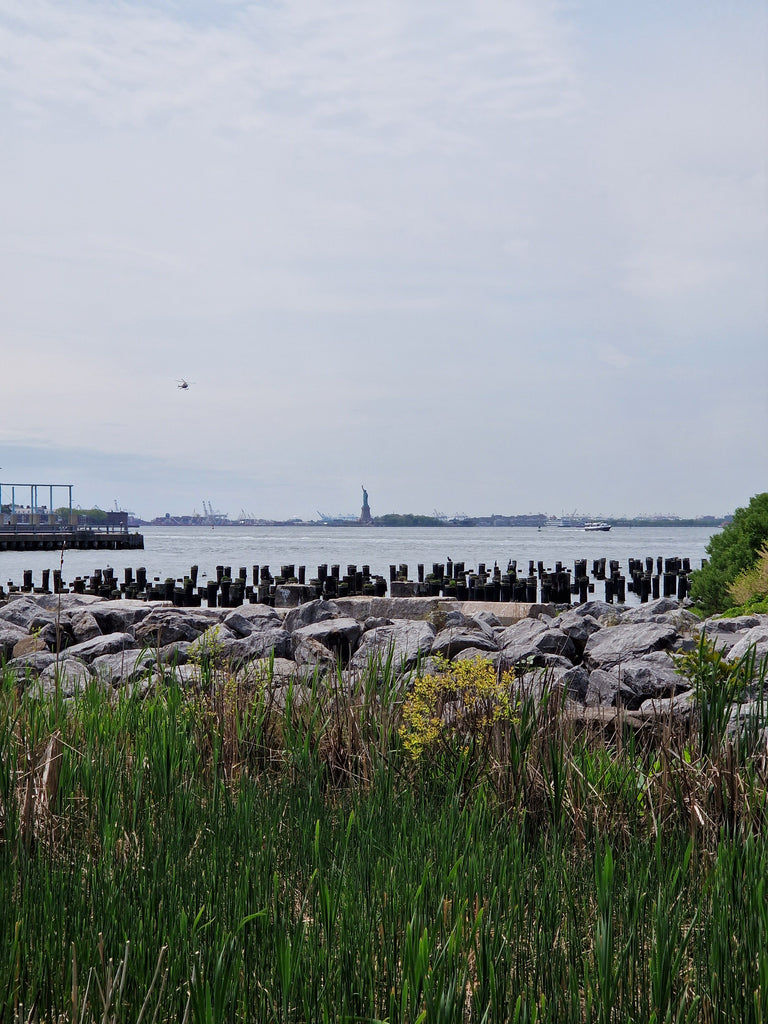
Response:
[[0, 640, 767, 1022]]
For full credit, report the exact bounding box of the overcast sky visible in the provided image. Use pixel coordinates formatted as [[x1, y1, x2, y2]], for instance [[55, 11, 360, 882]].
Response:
[[1, 0, 766, 520]]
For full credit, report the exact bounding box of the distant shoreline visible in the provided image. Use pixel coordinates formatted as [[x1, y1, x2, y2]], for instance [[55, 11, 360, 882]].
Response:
[[133, 516, 728, 529]]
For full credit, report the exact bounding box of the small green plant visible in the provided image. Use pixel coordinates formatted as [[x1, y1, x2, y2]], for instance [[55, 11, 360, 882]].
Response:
[[673, 634, 749, 759]]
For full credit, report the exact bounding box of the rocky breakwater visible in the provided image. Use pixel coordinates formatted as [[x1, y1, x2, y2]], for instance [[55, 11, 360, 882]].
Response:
[[1, 592, 767, 731]]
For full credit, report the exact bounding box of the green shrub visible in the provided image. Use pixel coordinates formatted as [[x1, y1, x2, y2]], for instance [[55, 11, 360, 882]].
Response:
[[690, 492, 768, 614]]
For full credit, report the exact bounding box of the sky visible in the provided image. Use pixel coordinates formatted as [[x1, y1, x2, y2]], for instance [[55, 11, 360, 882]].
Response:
[[1, 0, 766, 521]]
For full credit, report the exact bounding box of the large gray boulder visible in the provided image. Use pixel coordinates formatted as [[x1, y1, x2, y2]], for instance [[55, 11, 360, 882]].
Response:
[[91, 650, 154, 686], [66, 610, 103, 644], [223, 604, 281, 638], [560, 665, 590, 701], [134, 608, 219, 646], [292, 618, 362, 662], [639, 690, 696, 719], [5, 650, 57, 680], [0, 597, 47, 630], [726, 625, 768, 665], [431, 626, 499, 660], [87, 600, 156, 636], [498, 618, 548, 650], [617, 651, 686, 700], [0, 622, 29, 660], [31, 659, 94, 698], [553, 611, 602, 657], [62, 632, 138, 664], [348, 619, 436, 673], [187, 624, 241, 664], [229, 626, 293, 663], [585, 668, 632, 708], [583, 622, 678, 670], [283, 599, 341, 634], [293, 636, 337, 674]]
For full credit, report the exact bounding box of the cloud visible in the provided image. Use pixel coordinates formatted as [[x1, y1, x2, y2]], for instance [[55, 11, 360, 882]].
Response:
[[0, 1, 765, 518]]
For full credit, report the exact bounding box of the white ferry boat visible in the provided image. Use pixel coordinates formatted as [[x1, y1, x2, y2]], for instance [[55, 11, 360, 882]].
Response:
[[584, 521, 611, 532]]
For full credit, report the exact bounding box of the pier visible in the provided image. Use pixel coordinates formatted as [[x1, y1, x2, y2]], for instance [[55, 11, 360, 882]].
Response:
[[0, 480, 144, 552]]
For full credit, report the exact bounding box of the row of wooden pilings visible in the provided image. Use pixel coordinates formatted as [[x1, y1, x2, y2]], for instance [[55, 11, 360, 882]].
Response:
[[1, 554, 699, 607]]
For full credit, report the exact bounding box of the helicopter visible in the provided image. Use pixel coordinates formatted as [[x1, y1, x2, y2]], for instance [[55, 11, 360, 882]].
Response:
[[177, 379, 195, 390]]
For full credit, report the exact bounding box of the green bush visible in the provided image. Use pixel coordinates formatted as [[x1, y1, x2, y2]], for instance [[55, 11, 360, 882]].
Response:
[[690, 492, 768, 615]]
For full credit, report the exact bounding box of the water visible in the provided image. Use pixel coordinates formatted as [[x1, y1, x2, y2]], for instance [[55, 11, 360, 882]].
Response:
[[0, 525, 718, 603]]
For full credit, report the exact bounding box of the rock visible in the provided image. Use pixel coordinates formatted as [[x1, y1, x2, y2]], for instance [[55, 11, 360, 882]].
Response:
[[583, 622, 678, 670], [553, 611, 602, 655], [160, 663, 200, 688], [560, 665, 590, 701], [66, 610, 103, 643], [529, 628, 577, 664], [62, 632, 138, 665], [87, 600, 156, 635], [6, 651, 57, 680], [617, 651, 686, 700], [238, 657, 305, 686], [223, 604, 280, 637], [31, 659, 95, 698], [0, 623, 29, 660], [585, 668, 623, 708], [498, 618, 548, 649], [451, 647, 501, 666], [292, 618, 362, 662], [158, 641, 193, 666], [0, 597, 47, 630], [431, 627, 499, 660], [229, 626, 293, 663], [12, 635, 49, 659], [282, 599, 341, 634], [363, 616, 395, 630], [91, 650, 155, 686], [620, 598, 681, 622], [703, 614, 763, 635], [726, 626, 768, 665], [293, 636, 337, 674], [134, 609, 219, 646], [187, 624, 241, 664], [639, 690, 696, 718], [349, 620, 436, 673], [570, 600, 624, 624]]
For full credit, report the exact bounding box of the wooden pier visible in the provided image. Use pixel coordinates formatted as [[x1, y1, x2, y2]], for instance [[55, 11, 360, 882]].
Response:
[[0, 528, 144, 552]]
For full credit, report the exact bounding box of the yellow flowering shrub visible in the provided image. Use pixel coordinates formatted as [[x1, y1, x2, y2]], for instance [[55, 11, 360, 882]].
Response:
[[400, 655, 517, 761]]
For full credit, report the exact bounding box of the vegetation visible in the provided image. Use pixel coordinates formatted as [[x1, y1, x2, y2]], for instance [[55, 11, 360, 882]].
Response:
[[373, 513, 445, 527], [1, 642, 768, 1022], [690, 492, 768, 615]]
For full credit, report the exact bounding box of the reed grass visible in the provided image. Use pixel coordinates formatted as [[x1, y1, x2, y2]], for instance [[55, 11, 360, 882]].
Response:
[[1, 640, 767, 1022]]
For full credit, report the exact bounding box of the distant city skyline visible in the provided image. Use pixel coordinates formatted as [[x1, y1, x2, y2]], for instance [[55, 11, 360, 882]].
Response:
[[1, 1, 766, 520]]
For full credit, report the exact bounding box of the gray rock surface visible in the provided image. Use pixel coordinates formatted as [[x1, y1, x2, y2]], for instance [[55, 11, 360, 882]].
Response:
[[67, 610, 103, 643], [583, 622, 678, 670], [62, 632, 138, 664], [293, 636, 337, 674], [0, 622, 30, 660], [91, 650, 154, 686], [282, 599, 341, 633], [348, 619, 436, 673], [134, 609, 219, 646], [726, 625, 768, 665], [431, 626, 499, 659], [292, 618, 362, 661], [31, 659, 95, 698]]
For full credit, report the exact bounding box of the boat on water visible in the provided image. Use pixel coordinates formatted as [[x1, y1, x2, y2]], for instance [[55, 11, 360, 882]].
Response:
[[584, 521, 611, 532]]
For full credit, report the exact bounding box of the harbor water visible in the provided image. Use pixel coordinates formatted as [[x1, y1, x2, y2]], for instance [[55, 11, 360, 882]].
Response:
[[0, 525, 719, 604]]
